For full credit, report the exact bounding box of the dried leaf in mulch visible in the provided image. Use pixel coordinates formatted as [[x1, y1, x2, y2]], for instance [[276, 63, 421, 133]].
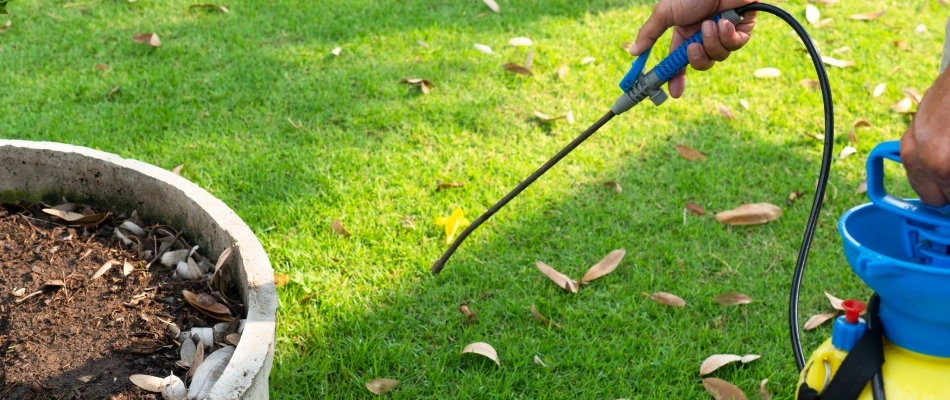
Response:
[[509, 37, 532, 47], [41, 208, 109, 226], [132, 32, 161, 47], [579, 249, 626, 284], [686, 203, 706, 216], [331, 219, 351, 237], [437, 182, 464, 191], [225, 333, 241, 346], [462, 342, 500, 366], [481, 0, 499, 13], [804, 312, 839, 330], [182, 289, 233, 321], [460, 303, 476, 325], [822, 56, 855, 68], [703, 377, 748, 400], [714, 292, 753, 306], [674, 144, 706, 162], [715, 203, 782, 225], [535, 261, 578, 293], [646, 291, 686, 307], [91, 260, 119, 280], [850, 9, 886, 20], [188, 3, 229, 13], [130, 374, 164, 392], [503, 63, 533, 76], [474, 43, 493, 54], [366, 378, 400, 395], [753, 68, 780, 78]]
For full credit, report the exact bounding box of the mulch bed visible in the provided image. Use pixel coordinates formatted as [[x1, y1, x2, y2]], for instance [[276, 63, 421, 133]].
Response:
[[0, 202, 241, 399]]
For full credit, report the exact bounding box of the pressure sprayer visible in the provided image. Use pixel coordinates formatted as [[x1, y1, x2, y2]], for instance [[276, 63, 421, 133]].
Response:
[[429, 3, 949, 399]]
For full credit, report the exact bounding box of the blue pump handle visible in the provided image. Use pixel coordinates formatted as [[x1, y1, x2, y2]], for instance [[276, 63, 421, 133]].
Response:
[[866, 140, 950, 225], [619, 12, 737, 92]]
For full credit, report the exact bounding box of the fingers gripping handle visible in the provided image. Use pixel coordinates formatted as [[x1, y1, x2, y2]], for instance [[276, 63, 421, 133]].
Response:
[[618, 9, 743, 92]]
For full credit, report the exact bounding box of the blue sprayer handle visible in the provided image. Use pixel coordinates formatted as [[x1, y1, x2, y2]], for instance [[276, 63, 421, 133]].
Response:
[[619, 11, 743, 92], [866, 141, 950, 224]]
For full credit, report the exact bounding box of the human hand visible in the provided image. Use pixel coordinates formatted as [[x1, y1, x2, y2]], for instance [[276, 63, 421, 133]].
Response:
[[900, 70, 950, 207], [630, 0, 758, 98]]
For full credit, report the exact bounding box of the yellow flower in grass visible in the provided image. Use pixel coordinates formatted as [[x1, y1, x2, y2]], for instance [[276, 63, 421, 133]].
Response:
[[435, 208, 470, 244]]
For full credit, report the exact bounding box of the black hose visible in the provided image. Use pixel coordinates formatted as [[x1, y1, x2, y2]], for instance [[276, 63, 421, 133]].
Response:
[[430, 111, 616, 274]]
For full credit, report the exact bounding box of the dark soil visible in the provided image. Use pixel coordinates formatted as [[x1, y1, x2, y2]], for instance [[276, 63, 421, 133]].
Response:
[[0, 203, 237, 399]]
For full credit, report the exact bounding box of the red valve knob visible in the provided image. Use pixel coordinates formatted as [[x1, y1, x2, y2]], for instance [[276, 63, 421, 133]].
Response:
[[842, 299, 866, 324]]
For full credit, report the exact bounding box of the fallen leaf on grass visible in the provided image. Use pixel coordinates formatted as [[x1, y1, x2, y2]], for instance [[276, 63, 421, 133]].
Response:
[[580, 249, 626, 284], [107, 85, 121, 101], [530, 304, 552, 326], [872, 83, 886, 98], [565, 111, 575, 124], [799, 79, 819, 89], [825, 292, 845, 310], [474, 43, 493, 54], [890, 97, 913, 113], [804, 312, 838, 330], [703, 377, 748, 400], [849, 119, 871, 144], [646, 291, 686, 307], [739, 99, 749, 110], [603, 180, 622, 194], [524, 51, 534, 69], [700, 354, 759, 375], [503, 63, 533, 76], [557, 66, 569, 79], [535, 261, 578, 293], [331, 219, 351, 237], [850, 9, 886, 20], [460, 303, 477, 325], [717, 104, 734, 119], [822, 56, 854, 68], [839, 146, 857, 160], [902, 88, 923, 104], [760, 379, 771, 400], [399, 78, 434, 94], [533, 110, 567, 122], [916, 24, 928, 34], [856, 180, 868, 194], [0, 20, 10, 33], [715, 203, 782, 225], [812, 18, 834, 28], [753, 68, 781, 78], [171, 164, 184, 175], [481, 0, 499, 13], [787, 190, 803, 205], [94, 63, 109, 70], [509, 37, 532, 47], [832, 46, 850, 54], [462, 342, 500, 366], [714, 292, 753, 306], [188, 3, 229, 13], [331, 46, 342, 56], [366, 378, 400, 395], [581, 56, 595, 65], [674, 144, 706, 162], [894, 40, 908, 50], [805, 4, 820, 24], [132, 32, 161, 47], [534, 355, 547, 367], [274, 274, 290, 287], [686, 203, 706, 215], [437, 182, 464, 191]]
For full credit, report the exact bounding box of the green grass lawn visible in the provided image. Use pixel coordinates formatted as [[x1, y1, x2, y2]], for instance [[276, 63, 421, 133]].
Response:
[[1, 0, 946, 398]]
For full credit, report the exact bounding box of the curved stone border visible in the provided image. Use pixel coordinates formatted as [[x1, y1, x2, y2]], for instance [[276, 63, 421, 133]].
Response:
[[0, 140, 276, 399]]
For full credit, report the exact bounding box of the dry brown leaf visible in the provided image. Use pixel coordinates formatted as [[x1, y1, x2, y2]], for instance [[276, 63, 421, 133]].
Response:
[[603, 180, 622, 194], [741, 354, 761, 363], [890, 97, 913, 113], [849, 119, 871, 144], [703, 377, 748, 400], [533, 355, 547, 367], [753, 68, 781, 78], [647, 291, 686, 307], [556, 66, 569, 79], [812, 18, 834, 28], [804, 312, 838, 330], [850, 9, 886, 20], [524, 51, 534, 69], [686, 203, 706, 215], [799, 79, 819, 89], [565, 111, 575, 124], [503, 63, 533, 76], [509, 37, 532, 47], [787, 190, 803, 205], [187, 339, 204, 380], [856, 180, 868, 195], [621, 41, 633, 52], [474, 43, 493, 54], [462, 342, 500, 366], [530, 304, 551, 326], [535, 261, 578, 293], [182, 290, 232, 321], [170, 163, 184, 175], [760, 379, 771, 400], [739, 99, 749, 110], [274, 274, 290, 287], [714, 292, 753, 306], [534, 110, 565, 122], [894, 40, 908, 50], [437, 182, 464, 191], [482, 0, 499, 13], [366, 378, 400, 395], [11, 288, 24, 297], [122, 261, 134, 276], [579, 249, 626, 284], [717, 104, 734, 119], [332, 219, 351, 237], [460, 303, 477, 325], [129, 375, 164, 392], [805, 4, 820, 24], [825, 292, 845, 310], [580, 56, 595, 65], [822, 56, 855, 68], [94, 63, 109, 70], [225, 333, 241, 346], [902, 88, 923, 104], [188, 3, 229, 13], [839, 146, 857, 160], [91, 260, 118, 280], [715, 203, 782, 225], [832, 46, 851, 55], [674, 144, 706, 162], [700, 354, 742, 375], [0, 20, 10, 33], [872, 83, 886, 98], [132, 32, 161, 47]]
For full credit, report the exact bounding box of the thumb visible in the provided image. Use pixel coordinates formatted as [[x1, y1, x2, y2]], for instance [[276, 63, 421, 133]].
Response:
[[630, 2, 674, 55]]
